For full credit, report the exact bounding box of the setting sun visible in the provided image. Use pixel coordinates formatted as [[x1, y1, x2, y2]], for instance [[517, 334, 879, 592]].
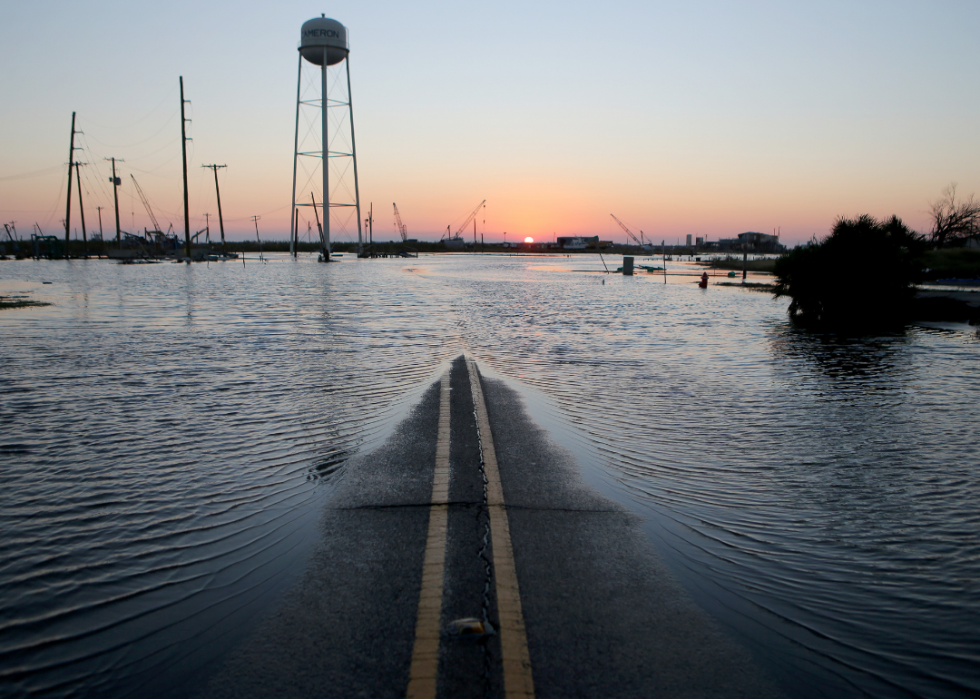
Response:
[[524, 237, 534, 244]]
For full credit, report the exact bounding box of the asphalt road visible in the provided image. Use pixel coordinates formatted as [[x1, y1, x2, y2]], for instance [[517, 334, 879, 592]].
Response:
[[193, 355, 782, 698]]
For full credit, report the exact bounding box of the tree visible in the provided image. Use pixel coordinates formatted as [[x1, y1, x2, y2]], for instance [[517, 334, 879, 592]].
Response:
[[773, 215, 925, 332], [930, 183, 980, 248]]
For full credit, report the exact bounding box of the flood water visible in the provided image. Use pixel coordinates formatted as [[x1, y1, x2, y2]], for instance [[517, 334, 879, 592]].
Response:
[[1, 253, 977, 698]]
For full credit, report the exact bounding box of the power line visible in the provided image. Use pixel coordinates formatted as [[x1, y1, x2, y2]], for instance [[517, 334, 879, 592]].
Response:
[[0, 165, 65, 182]]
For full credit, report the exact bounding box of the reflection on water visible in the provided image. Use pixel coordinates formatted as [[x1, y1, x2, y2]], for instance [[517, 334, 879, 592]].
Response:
[[441, 257, 978, 699], [771, 328, 912, 380], [1, 254, 977, 698], [0, 255, 458, 697]]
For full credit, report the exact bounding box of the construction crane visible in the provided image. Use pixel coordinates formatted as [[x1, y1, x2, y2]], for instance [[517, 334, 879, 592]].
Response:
[[131, 175, 163, 235], [610, 214, 650, 249], [393, 203, 408, 242], [446, 199, 486, 240]]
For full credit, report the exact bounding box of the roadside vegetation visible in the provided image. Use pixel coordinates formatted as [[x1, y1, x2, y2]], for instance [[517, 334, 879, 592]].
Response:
[[921, 248, 980, 281], [773, 215, 925, 331], [929, 184, 980, 248], [772, 184, 980, 332]]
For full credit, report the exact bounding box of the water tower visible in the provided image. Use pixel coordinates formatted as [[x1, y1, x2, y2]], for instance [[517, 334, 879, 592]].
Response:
[[289, 15, 362, 260]]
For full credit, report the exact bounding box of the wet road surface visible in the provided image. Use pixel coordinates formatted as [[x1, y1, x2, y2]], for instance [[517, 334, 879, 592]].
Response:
[[195, 355, 781, 698]]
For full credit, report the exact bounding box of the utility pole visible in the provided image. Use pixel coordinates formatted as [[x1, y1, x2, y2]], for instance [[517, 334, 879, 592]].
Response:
[[64, 112, 78, 250], [105, 157, 123, 244], [74, 161, 88, 256], [180, 76, 192, 261], [202, 164, 227, 253], [369, 202, 373, 248], [96, 206, 104, 239]]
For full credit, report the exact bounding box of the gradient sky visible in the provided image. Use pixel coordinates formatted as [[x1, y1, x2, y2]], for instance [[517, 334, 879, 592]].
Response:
[[2, 1, 979, 246]]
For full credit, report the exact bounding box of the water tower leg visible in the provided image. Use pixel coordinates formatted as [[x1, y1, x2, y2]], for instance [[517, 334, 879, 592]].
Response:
[[321, 49, 331, 260], [290, 53, 301, 259], [346, 58, 362, 258]]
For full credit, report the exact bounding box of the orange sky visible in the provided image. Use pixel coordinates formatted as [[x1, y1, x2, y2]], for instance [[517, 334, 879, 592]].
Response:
[[2, 2, 979, 246]]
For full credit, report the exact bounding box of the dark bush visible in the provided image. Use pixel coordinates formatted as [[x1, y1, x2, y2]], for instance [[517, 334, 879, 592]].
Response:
[[773, 215, 925, 332]]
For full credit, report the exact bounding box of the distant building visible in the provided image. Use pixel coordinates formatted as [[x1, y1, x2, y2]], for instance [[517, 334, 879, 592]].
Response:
[[716, 232, 784, 252], [686, 234, 692, 246], [557, 236, 599, 250], [738, 232, 783, 252]]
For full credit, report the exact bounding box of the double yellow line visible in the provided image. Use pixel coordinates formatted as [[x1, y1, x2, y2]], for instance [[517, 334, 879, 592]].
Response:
[[406, 359, 535, 699]]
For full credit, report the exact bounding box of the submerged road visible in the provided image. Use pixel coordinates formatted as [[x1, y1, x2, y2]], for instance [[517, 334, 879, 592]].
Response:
[[195, 356, 782, 698]]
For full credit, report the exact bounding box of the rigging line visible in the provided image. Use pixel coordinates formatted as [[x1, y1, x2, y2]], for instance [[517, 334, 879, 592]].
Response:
[[223, 204, 290, 222], [40, 169, 68, 230], [128, 152, 182, 175], [124, 136, 183, 163], [79, 168, 106, 207], [333, 209, 355, 237], [299, 114, 322, 148], [299, 178, 320, 203], [0, 165, 66, 182], [80, 109, 181, 149], [79, 139, 116, 204], [85, 165, 115, 209], [298, 162, 321, 195], [78, 88, 178, 131], [330, 162, 355, 203], [299, 110, 320, 134], [79, 139, 117, 203], [328, 113, 350, 151]]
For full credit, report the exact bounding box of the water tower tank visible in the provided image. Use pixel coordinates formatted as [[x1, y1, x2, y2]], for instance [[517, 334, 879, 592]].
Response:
[[300, 16, 348, 66]]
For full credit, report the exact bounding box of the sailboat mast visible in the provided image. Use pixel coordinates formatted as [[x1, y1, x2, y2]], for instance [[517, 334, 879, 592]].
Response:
[[203, 164, 227, 253]]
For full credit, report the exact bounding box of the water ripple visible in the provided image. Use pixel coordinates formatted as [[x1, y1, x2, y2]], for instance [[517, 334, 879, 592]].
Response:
[[0, 255, 460, 697], [2, 255, 977, 698], [438, 256, 979, 699]]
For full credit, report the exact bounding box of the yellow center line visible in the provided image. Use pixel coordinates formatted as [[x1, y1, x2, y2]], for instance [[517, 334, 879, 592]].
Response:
[[465, 355, 536, 699], [406, 369, 451, 699]]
